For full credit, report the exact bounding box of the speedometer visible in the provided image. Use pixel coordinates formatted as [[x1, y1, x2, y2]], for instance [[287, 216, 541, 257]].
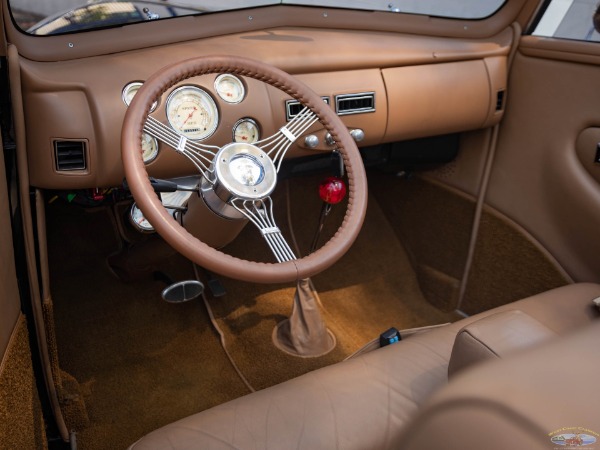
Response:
[[166, 86, 219, 140]]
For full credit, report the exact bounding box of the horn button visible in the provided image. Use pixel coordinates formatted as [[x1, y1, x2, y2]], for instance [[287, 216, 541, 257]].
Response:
[[213, 143, 277, 201]]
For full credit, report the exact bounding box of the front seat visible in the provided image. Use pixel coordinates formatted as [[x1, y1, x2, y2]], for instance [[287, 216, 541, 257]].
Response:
[[129, 283, 600, 449]]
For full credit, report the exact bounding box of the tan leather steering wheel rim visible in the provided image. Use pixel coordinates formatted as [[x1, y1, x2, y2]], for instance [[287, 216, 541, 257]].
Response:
[[122, 55, 367, 283]]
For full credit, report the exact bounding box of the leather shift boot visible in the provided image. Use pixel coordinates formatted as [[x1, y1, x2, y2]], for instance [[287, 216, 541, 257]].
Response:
[[272, 278, 336, 357]]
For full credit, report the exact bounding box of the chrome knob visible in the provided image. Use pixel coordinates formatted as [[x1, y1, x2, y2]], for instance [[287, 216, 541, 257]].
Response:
[[350, 129, 365, 142], [324, 133, 336, 146], [304, 135, 319, 149]]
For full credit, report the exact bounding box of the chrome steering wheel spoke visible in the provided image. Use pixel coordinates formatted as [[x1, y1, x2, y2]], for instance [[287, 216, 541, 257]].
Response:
[[255, 107, 318, 172], [231, 196, 296, 263], [143, 116, 220, 182], [142, 104, 317, 265]]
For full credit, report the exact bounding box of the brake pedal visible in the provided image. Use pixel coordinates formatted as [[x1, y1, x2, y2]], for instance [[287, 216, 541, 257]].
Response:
[[204, 270, 226, 298]]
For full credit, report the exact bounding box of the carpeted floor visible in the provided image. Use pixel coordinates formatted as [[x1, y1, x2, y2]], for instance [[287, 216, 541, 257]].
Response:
[[207, 174, 461, 389], [47, 172, 460, 449]]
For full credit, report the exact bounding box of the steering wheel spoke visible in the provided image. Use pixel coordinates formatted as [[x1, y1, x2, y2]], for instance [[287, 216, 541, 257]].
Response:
[[231, 196, 296, 263], [143, 116, 219, 180], [256, 107, 318, 171]]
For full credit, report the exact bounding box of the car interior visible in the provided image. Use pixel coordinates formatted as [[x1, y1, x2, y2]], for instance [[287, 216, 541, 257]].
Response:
[[1, 0, 600, 448]]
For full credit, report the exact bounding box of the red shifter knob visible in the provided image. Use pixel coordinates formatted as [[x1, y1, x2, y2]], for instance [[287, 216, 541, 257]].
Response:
[[319, 177, 346, 205]]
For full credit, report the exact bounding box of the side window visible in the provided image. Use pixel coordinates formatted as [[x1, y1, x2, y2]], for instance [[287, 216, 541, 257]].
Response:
[[532, 0, 600, 42]]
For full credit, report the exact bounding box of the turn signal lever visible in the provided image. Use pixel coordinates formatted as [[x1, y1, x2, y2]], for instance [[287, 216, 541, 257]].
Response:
[[122, 177, 197, 193]]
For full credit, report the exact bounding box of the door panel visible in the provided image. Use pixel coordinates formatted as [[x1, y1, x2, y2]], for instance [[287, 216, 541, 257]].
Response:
[[485, 48, 600, 281]]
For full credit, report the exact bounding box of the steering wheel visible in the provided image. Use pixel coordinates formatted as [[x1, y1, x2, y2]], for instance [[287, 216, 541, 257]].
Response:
[[122, 55, 367, 284]]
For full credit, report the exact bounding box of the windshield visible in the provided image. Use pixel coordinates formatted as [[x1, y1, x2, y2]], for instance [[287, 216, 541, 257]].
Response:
[[10, 0, 506, 36]]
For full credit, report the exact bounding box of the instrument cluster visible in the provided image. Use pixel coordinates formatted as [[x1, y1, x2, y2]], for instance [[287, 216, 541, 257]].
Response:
[[122, 74, 261, 164]]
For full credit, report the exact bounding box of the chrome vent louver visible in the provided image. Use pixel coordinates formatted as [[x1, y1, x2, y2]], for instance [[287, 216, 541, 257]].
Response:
[[335, 92, 375, 116], [54, 140, 87, 171], [285, 97, 329, 121]]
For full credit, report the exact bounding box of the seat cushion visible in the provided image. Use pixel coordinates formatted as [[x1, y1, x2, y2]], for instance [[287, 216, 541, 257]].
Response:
[[129, 283, 600, 450]]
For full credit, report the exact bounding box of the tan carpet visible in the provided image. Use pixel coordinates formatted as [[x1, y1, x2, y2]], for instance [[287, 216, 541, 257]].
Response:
[[0, 315, 47, 450], [47, 203, 249, 450], [206, 175, 461, 389], [47, 174, 460, 449]]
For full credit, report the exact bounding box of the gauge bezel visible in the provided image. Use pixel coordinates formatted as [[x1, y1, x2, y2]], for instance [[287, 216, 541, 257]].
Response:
[[122, 81, 158, 112], [214, 74, 246, 104], [165, 85, 219, 141], [232, 118, 260, 143]]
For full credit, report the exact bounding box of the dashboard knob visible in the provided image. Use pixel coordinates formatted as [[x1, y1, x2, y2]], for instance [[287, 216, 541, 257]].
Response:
[[350, 128, 365, 142], [324, 133, 336, 146], [304, 135, 319, 148]]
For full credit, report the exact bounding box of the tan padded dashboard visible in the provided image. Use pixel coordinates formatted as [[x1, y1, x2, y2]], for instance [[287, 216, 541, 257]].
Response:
[[18, 27, 511, 189]]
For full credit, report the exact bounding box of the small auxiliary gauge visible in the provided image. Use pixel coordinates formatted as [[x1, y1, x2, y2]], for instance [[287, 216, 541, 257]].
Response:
[[122, 81, 158, 112], [123, 82, 160, 164], [214, 74, 245, 104], [233, 118, 260, 143], [141, 133, 159, 164], [129, 203, 155, 233]]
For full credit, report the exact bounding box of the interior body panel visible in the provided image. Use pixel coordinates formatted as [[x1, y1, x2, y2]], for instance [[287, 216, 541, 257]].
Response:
[[485, 45, 600, 281], [16, 27, 511, 189], [1, 0, 599, 447], [0, 122, 47, 448]]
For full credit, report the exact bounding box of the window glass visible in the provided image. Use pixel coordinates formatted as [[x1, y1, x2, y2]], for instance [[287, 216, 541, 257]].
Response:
[[282, 0, 505, 20], [532, 0, 600, 42], [9, 0, 507, 36]]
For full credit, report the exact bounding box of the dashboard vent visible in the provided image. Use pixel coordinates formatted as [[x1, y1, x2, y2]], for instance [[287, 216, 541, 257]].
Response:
[[54, 140, 87, 171], [335, 92, 375, 116], [286, 97, 330, 121]]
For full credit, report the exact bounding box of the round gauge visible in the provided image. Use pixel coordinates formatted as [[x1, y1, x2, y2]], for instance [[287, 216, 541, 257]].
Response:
[[214, 74, 245, 104], [129, 203, 155, 233], [232, 118, 260, 143], [141, 133, 159, 164], [166, 86, 219, 140], [122, 82, 158, 112]]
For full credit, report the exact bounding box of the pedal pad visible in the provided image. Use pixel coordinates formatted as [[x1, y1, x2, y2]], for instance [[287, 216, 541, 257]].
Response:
[[197, 266, 226, 297], [207, 275, 226, 298]]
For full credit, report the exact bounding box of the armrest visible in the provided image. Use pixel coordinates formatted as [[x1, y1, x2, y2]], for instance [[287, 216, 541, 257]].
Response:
[[448, 310, 556, 378]]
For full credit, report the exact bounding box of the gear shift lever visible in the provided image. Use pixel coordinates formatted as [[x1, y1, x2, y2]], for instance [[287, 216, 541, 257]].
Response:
[[310, 176, 347, 253], [272, 175, 346, 357]]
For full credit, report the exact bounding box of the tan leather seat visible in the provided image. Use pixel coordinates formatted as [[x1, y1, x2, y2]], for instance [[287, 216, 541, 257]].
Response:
[[399, 320, 600, 450], [129, 283, 600, 450]]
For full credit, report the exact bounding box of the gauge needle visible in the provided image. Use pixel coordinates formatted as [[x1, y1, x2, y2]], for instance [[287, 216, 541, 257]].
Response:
[[182, 107, 197, 125]]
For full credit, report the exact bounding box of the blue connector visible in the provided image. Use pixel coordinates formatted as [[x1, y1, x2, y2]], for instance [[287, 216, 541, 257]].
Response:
[[379, 327, 401, 347]]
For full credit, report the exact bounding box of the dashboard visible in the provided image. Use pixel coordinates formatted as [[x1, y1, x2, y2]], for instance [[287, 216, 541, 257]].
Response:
[[16, 27, 511, 190]]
